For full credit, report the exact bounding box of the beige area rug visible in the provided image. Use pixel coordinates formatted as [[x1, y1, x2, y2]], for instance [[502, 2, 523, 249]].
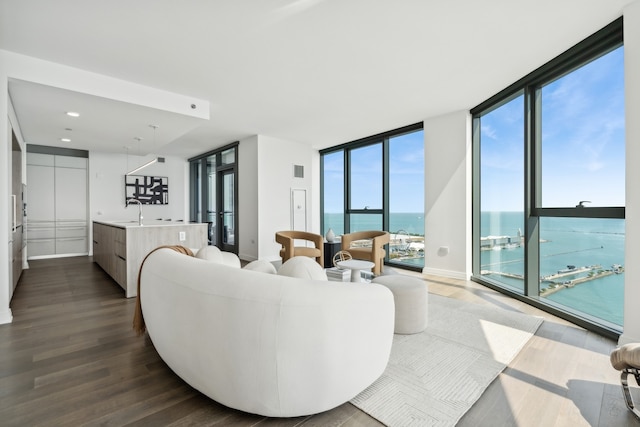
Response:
[[351, 294, 543, 426]]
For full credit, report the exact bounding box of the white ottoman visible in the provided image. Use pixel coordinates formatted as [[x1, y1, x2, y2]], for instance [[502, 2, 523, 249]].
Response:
[[372, 275, 428, 334]]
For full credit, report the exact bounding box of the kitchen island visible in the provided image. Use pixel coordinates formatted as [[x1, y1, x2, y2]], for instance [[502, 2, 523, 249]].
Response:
[[93, 220, 208, 298]]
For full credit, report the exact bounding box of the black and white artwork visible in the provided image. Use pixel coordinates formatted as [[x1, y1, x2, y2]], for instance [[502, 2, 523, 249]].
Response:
[[125, 175, 168, 205]]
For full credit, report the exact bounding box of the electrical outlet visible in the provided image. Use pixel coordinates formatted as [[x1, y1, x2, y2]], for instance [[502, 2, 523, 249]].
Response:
[[179, 231, 186, 241], [437, 246, 449, 256]]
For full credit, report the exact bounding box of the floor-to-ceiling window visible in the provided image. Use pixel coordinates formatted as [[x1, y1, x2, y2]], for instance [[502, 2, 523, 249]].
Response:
[[322, 151, 345, 235], [388, 130, 425, 268], [478, 93, 525, 292], [189, 142, 239, 254], [321, 123, 424, 271], [472, 18, 624, 337]]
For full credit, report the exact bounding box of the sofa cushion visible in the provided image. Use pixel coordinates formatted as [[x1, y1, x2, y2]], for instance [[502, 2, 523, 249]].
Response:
[[278, 256, 328, 281], [243, 259, 277, 274], [195, 245, 224, 263], [194, 245, 241, 268]]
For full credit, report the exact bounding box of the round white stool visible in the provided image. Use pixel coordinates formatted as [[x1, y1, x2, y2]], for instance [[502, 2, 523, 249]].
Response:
[[372, 275, 428, 334]]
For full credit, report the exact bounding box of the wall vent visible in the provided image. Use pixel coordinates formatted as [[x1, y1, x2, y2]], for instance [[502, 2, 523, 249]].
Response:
[[293, 164, 304, 178]]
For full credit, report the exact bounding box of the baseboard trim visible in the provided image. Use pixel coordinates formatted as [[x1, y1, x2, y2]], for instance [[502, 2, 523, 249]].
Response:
[[0, 308, 13, 325], [238, 253, 258, 262], [421, 267, 468, 281]]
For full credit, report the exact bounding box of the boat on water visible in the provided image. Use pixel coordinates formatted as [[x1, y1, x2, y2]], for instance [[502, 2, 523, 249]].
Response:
[[558, 265, 577, 274]]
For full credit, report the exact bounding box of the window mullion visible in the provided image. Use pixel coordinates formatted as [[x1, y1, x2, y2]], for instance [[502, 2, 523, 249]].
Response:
[[524, 86, 541, 298]]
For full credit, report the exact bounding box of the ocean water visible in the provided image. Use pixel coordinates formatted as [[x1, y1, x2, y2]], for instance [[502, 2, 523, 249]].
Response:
[[481, 211, 624, 326], [324, 213, 425, 268], [324, 213, 425, 236], [324, 211, 624, 326]]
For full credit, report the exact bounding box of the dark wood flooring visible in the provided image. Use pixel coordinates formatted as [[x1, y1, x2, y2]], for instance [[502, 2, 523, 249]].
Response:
[[1, 256, 638, 426]]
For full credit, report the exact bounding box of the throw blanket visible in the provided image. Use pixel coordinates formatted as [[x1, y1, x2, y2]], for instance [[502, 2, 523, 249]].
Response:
[[133, 245, 194, 336]]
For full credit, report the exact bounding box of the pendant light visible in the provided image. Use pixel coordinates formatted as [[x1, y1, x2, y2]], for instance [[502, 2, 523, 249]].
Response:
[[126, 125, 165, 175]]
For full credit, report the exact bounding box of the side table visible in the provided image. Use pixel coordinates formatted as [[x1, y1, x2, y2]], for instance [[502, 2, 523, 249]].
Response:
[[336, 259, 375, 282], [324, 241, 342, 268]]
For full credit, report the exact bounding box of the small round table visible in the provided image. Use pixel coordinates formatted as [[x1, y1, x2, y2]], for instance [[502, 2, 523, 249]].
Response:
[[336, 259, 375, 282]]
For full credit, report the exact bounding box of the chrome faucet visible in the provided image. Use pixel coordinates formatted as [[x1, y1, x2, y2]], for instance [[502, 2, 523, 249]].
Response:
[[127, 198, 143, 226]]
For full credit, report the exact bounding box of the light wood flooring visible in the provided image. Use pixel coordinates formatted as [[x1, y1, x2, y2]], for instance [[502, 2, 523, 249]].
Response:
[[0, 256, 638, 426]]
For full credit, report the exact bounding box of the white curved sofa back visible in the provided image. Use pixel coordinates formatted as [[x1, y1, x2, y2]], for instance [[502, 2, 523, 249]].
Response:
[[140, 248, 395, 417]]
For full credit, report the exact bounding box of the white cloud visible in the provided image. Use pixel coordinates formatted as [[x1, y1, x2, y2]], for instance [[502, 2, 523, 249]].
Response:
[[481, 124, 497, 139]]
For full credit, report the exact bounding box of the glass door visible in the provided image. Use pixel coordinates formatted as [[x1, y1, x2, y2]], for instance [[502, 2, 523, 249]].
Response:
[[219, 169, 236, 253], [206, 155, 217, 245], [189, 143, 238, 255]]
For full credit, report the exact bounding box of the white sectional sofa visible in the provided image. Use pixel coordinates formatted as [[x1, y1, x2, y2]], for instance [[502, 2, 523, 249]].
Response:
[[138, 248, 395, 417]]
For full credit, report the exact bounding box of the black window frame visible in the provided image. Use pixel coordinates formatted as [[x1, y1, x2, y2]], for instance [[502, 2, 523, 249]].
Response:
[[471, 17, 624, 339], [320, 122, 424, 272]]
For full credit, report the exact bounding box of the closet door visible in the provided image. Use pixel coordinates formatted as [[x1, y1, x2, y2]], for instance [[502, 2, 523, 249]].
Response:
[[26, 158, 55, 222], [55, 156, 88, 255], [26, 159, 56, 257]]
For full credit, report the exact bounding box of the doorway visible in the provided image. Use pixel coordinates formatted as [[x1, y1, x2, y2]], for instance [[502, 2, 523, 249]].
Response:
[[190, 143, 238, 255]]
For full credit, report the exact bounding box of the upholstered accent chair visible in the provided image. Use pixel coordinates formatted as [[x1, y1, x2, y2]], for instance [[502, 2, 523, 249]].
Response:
[[611, 343, 640, 420], [275, 231, 324, 267], [341, 230, 390, 276]]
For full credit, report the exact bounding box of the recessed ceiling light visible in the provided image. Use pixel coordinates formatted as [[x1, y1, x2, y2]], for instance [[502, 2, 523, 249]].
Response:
[[66, 111, 80, 117], [60, 138, 71, 142]]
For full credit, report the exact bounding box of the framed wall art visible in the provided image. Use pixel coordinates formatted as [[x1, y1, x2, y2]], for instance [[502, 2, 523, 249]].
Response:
[[125, 175, 168, 205]]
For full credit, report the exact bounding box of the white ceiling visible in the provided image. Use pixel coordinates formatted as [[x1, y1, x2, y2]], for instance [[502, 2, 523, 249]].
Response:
[[0, 0, 632, 159]]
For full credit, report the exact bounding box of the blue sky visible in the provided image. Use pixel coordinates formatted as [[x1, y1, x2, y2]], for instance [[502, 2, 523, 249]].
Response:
[[481, 46, 625, 212], [323, 130, 424, 213]]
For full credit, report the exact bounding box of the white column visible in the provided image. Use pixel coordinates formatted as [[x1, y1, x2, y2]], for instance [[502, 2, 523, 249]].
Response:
[[619, 1, 640, 345], [423, 110, 472, 280]]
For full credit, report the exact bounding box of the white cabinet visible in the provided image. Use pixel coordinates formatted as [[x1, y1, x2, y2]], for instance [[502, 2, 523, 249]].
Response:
[[55, 166, 87, 221], [27, 152, 88, 259], [55, 162, 88, 255], [26, 164, 55, 222]]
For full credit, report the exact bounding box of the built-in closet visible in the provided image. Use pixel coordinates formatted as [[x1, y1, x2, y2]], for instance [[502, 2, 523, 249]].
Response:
[[11, 131, 24, 297], [26, 146, 89, 259]]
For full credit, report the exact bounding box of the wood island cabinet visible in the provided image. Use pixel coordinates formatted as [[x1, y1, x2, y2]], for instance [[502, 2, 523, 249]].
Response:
[[93, 221, 207, 298]]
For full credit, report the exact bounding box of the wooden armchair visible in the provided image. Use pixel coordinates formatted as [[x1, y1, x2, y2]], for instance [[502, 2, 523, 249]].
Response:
[[275, 231, 324, 267], [341, 230, 390, 275]]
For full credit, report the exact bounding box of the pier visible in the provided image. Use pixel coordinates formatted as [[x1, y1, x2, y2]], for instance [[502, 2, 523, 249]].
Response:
[[481, 263, 624, 296]]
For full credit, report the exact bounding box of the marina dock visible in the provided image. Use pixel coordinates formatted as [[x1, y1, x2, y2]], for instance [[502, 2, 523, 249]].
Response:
[[481, 263, 624, 296]]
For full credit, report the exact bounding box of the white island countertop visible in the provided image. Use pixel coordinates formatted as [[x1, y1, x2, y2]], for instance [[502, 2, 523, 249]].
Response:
[[93, 219, 201, 228]]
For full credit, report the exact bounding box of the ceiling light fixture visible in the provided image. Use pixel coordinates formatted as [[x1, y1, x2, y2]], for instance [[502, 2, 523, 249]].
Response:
[[60, 138, 71, 142], [66, 111, 80, 117], [126, 125, 164, 176], [126, 157, 165, 176]]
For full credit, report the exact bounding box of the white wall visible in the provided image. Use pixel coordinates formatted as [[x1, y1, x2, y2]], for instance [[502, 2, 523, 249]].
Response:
[[210, 134, 319, 263], [88, 152, 189, 254], [238, 135, 259, 261], [256, 135, 317, 263], [619, 1, 640, 345], [423, 110, 472, 280]]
